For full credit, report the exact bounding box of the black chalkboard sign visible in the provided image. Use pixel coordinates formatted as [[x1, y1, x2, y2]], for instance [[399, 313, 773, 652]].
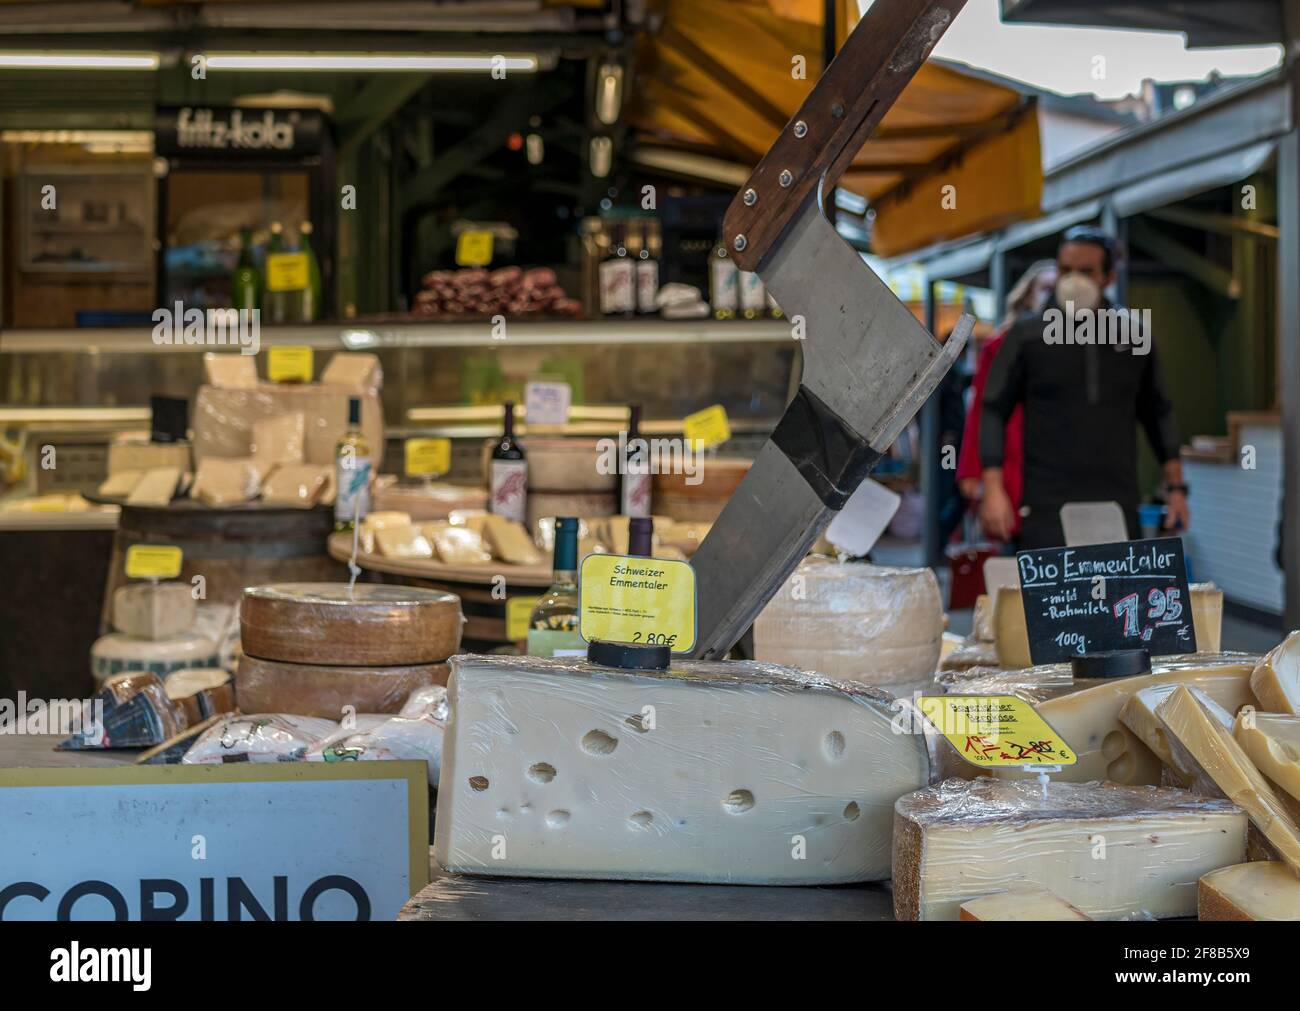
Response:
[[1016, 537, 1196, 664]]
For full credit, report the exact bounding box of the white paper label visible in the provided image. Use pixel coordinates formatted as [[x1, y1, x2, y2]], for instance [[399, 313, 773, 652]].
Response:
[[490, 459, 528, 523]]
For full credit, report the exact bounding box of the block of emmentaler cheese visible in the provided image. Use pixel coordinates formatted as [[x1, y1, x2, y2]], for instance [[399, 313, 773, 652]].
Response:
[[1234, 712, 1300, 804], [1251, 631, 1300, 714], [240, 583, 462, 666], [1120, 683, 1236, 786], [236, 654, 449, 719], [482, 515, 543, 566], [753, 559, 943, 686], [893, 778, 1247, 921], [993, 654, 1257, 786], [959, 888, 1091, 921], [113, 581, 197, 640], [434, 654, 933, 885], [1156, 685, 1300, 875], [1199, 862, 1300, 920]]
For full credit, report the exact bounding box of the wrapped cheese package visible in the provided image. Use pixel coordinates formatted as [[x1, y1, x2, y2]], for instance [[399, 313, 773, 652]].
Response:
[[753, 558, 943, 686], [434, 653, 934, 885], [182, 713, 339, 764], [893, 778, 1247, 920]]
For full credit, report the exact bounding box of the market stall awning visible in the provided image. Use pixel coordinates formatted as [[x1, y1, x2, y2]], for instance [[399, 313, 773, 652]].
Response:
[[629, 0, 1043, 257]]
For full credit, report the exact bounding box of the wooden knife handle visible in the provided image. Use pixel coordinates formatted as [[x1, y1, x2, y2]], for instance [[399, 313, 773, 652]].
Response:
[[723, 0, 968, 272]]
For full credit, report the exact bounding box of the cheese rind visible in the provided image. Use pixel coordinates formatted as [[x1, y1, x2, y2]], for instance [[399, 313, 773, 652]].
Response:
[[994, 654, 1257, 786], [435, 654, 933, 885], [959, 889, 1091, 921], [240, 582, 462, 666], [893, 778, 1247, 920], [236, 654, 448, 719], [1199, 862, 1300, 921], [113, 581, 197, 640], [1251, 631, 1300, 714], [1156, 685, 1300, 875], [753, 559, 944, 686], [1233, 712, 1300, 805]]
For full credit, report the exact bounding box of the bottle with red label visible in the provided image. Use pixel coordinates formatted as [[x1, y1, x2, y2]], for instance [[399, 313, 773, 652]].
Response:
[[620, 403, 652, 518], [489, 401, 527, 523]]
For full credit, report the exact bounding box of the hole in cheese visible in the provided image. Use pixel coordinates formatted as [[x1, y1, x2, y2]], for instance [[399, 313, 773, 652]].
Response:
[[844, 801, 861, 821], [723, 789, 755, 814], [546, 810, 570, 828], [629, 811, 653, 828], [468, 775, 489, 792], [527, 762, 556, 783], [625, 713, 650, 733], [824, 731, 846, 761], [581, 730, 618, 755]]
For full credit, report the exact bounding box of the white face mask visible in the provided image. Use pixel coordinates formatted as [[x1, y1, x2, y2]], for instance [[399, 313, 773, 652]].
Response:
[[1056, 271, 1101, 312]]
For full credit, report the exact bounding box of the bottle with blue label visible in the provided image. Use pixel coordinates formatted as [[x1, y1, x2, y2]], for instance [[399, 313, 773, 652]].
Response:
[[334, 396, 372, 531]]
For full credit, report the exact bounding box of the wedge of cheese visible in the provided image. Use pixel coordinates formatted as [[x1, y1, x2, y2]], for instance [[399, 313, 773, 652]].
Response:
[[971, 594, 994, 643], [1190, 582, 1224, 653], [435, 654, 933, 885], [482, 515, 543, 566], [1251, 631, 1300, 714], [429, 525, 492, 566], [959, 888, 1091, 921], [1199, 862, 1300, 920], [126, 466, 181, 507], [374, 524, 434, 560], [1119, 683, 1235, 786], [893, 778, 1247, 920], [1156, 685, 1300, 875], [98, 469, 143, 499], [992, 586, 1031, 668], [1234, 712, 1300, 804], [994, 654, 1257, 786], [113, 581, 196, 640]]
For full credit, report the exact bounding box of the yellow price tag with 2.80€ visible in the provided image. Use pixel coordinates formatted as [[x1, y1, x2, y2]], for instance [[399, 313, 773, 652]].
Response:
[[125, 544, 183, 580], [915, 695, 1077, 768], [267, 346, 314, 383], [405, 438, 451, 478], [683, 404, 730, 449], [579, 553, 696, 653]]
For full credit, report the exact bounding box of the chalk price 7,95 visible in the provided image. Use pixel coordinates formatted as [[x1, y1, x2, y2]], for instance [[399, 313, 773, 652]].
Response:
[[631, 631, 677, 647], [1114, 586, 1186, 643]]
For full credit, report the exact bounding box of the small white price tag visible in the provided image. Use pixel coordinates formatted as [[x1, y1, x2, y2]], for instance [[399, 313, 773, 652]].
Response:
[[524, 380, 571, 426], [825, 479, 900, 557]]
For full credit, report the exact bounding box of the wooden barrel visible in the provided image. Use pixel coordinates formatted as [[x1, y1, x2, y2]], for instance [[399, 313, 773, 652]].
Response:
[[101, 502, 346, 632]]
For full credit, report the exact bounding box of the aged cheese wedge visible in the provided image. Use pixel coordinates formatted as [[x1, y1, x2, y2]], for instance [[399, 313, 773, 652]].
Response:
[[448, 509, 490, 532], [1119, 683, 1235, 786], [482, 515, 543, 566], [240, 582, 462, 666], [190, 457, 264, 506], [1156, 685, 1300, 875], [250, 412, 305, 469], [1199, 862, 1300, 920], [435, 654, 932, 885], [97, 469, 143, 499], [1251, 631, 1300, 713], [358, 511, 413, 553], [971, 594, 994, 643], [260, 463, 329, 507], [893, 778, 1247, 921], [992, 586, 1031, 668], [126, 466, 181, 506], [994, 654, 1257, 786], [959, 888, 1091, 921], [112, 581, 197, 640], [203, 352, 258, 389], [1190, 582, 1224, 653], [374, 524, 434, 560], [236, 654, 449, 719], [108, 442, 191, 476], [429, 525, 492, 566], [320, 351, 381, 391], [753, 559, 944, 686], [1234, 712, 1300, 804]]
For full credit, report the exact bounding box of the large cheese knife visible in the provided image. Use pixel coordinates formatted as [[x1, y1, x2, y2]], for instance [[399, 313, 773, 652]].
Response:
[[689, 0, 975, 659]]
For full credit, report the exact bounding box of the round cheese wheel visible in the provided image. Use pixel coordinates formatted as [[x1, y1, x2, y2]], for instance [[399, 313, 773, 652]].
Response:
[[240, 583, 462, 666], [236, 654, 451, 719], [91, 632, 219, 686]]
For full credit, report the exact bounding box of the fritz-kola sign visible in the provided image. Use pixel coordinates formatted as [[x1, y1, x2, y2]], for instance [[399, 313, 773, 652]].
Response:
[[155, 106, 325, 159]]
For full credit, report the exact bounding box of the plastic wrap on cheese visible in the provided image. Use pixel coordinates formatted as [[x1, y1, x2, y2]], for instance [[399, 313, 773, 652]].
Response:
[[307, 712, 447, 786], [182, 714, 339, 763], [434, 653, 934, 885], [753, 558, 943, 686], [893, 777, 1247, 920], [938, 638, 1001, 672]]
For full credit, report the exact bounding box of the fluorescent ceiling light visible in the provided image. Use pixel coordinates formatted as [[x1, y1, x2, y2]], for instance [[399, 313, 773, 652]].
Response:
[[0, 52, 159, 70], [204, 53, 539, 72]]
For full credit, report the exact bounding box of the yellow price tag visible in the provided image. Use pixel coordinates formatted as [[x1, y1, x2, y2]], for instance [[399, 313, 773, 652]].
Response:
[[455, 230, 494, 267], [915, 695, 1077, 769], [506, 596, 541, 641], [267, 346, 314, 383], [683, 404, 731, 449], [265, 251, 310, 292], [125, 544, 183, 580], [405, 438, 451, 478], [579, 554, 696, 653]]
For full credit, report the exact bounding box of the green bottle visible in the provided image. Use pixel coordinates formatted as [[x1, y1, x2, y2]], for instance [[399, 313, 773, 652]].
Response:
[[300, 220, 322, 322], [264, 221, 289, 325], [231, 227, 260, 314], [526, 517, 585, 657]]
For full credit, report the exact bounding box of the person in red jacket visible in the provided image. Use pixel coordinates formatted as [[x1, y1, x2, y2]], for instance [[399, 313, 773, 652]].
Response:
[[956, 260, 1058, 541]]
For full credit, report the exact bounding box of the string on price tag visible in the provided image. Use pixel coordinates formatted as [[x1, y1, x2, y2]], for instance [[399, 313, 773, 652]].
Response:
[[267, 346, 314, 383], [683, 404, 730, 449], [579, 554, 696, 652], [125, 545, 183, 580]]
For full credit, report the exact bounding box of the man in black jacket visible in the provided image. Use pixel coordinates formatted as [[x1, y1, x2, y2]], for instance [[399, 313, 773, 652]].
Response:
[[977, 226, 1190, 549]]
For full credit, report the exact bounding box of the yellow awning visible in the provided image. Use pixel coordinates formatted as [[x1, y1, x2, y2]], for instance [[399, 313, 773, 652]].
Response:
[[630, 0, 1043, 257]]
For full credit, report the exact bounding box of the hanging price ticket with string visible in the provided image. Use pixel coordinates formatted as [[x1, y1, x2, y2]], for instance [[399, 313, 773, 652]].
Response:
[[579, 554, 696, 652], [915, 695, 1077, 769]]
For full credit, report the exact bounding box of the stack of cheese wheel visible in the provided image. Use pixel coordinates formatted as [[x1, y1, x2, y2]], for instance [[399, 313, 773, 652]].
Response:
[[92, 581, 219, 685], [238, 583, 463, 719], [653, 457, 751, 522], [515, 437, 618, 533]]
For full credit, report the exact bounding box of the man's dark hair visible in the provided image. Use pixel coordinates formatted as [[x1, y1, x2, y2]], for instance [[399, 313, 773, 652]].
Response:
[[1060, 224, 1119, 273]]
